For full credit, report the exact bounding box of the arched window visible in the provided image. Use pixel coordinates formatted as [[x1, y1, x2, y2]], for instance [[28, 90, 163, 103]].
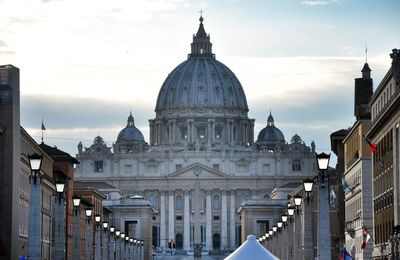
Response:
[[149, 195, 157, 207], [176, 195, 183, 210], [213, 195, 219, 209], [239, 194, 246, 205]]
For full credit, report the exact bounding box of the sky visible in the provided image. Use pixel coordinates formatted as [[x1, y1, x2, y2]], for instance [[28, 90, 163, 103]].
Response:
[[1, 0, 399, 166]]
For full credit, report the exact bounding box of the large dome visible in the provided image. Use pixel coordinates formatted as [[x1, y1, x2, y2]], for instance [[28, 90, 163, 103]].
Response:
[[155, 16, 248, 112]]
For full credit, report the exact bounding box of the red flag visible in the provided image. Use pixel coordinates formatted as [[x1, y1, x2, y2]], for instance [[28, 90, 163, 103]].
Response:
[[361, 226, 371, 250], [364, 135, 377, 153]]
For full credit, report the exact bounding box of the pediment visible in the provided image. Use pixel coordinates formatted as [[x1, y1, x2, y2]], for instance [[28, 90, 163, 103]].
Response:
[[167, 163, 228, 179]]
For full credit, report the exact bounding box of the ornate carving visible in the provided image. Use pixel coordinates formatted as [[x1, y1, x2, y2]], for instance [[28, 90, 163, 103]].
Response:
[[390, 49, 400, 86]]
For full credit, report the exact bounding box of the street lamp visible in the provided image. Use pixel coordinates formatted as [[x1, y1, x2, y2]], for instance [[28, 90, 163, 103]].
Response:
[[55, 181, 65, 194], [116, 230, 121, 236], [294, 196, 302, 207], [269, 230, 273, 236], [72, 196, 81, 259], [272, 226, 277, 232], [277, 221, 283, 230], [27, 153, 43, 260], [303, 178, 314, 203], [72, 196, 81, 214], [85, 207, 93, 260], [281, 214, 288, 223], [121, 233, 125, 239], [28, 152, 43, 184], [316, 152, 330, 186], [315, 152, 332, 259], [95, 214, 101, 225], [103, 221, 109, 229], [94, 214, 101, 259], [110, 226, 115, 233], [287, 206, 295, 217]]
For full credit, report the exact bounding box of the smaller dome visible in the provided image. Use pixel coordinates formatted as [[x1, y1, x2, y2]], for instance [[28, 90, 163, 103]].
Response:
[[257, 113, 285, 142], [117, 113, 145, 142]]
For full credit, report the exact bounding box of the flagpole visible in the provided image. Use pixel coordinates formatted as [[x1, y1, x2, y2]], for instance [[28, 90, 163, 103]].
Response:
[[360, 222, 384, 256]]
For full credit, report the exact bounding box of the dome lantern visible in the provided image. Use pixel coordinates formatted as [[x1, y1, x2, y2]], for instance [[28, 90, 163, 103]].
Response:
[[189, 15, 214, 58]]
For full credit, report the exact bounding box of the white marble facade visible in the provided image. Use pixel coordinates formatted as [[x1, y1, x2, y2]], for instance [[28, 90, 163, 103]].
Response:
[[75, 16, 317, 252]]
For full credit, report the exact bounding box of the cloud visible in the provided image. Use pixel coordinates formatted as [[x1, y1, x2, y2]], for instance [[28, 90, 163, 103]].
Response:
[[300, 0, 340, 6], [0, 40, 8, 47]]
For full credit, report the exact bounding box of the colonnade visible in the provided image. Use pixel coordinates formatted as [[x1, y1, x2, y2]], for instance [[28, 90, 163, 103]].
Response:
[[158, 189, 237, 250]]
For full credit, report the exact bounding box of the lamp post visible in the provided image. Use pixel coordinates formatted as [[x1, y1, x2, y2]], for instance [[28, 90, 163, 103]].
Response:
[[115, 230, 121, 260], [94, 214, 101, 259], [52, 176, 66, 260], [72, 196, 81, 260], [103, 221, 109, 259], [125, 236, 129, 258], [27, 153, 43, 260], [120, 233, 125, 259], [109, 226, 115, 260], [316, 152, 331, 260], [294, 196, 302, 215], [85, 208, 93, 260], [303, 178, 314, 203]]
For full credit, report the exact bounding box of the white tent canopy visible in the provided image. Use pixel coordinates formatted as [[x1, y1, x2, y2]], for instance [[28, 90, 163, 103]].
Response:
[[225, 235, 279, 260]]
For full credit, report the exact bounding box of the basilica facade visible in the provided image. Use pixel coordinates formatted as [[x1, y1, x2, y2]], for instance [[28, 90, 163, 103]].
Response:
[[75, 16, 317, 253]]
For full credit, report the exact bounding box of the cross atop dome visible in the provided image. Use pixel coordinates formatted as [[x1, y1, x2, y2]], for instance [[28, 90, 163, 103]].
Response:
[[189, 14, 214, 58]]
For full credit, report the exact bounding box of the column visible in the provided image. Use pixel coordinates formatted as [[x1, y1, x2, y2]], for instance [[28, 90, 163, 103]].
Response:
[[287, 219, 294, 259], [206, 190, 212, 250], [53, 196, 65, 260], [160, 191, 166, 249], [156, 122, 160, 145], [207, 119, 212, 144], [85, 220, 93, 260], [103, 231, 109, 260], [184, 190, 190, 250], [72, 209, 80, 260], [171, 119, 176, 144], [149, 120, 154, 145], [27, 179, 42, 260], [94, 225, 101, 259], [227, 121, 231, 144], [221, 190, 228, 249], [229, 191, 236, 249], [168, 190, 175, 241], [303, 196, 313, 259], [317, 184, 331, 260], [115, 238, 120, 260]]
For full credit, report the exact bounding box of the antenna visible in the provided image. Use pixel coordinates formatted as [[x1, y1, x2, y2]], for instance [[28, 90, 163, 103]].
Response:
[[199, 10, 204, 16], [365, 44, 368, 63]]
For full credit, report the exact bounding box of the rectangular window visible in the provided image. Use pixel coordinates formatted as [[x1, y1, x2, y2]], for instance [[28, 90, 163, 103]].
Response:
[[125, 164, 132, 173], [176, 164, 182, 171], [215, 127, 223, 139], [180, 127, 188, 139], [292, 160, 301, 171], [263, 164, 270, 173], [213, 164, 220, 171], [213, 215, 220, 220], [256, 220, 269, 237], [197, 127, 206, 139], [146, 164, 159, 173], [176, 215, 182, 221], [237, 163, 248, 172], [94, 161, 103, 172]]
